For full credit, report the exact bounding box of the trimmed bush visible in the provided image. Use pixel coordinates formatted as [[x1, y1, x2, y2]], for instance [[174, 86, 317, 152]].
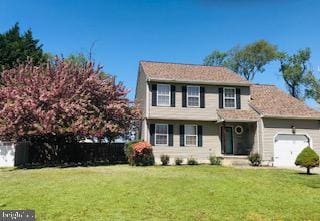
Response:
[[187, 158, 198, 165], [209, 156, 222, 166], [160, 155, 170, 166], [124, 141, 154, 166], [248, 152, 261, 167], [295, 146, 319, 175], [175, 158, 183, 165]]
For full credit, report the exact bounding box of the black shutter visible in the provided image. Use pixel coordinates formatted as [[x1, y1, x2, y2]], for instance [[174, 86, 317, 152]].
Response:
[[168, 124, 174, 146], [198, 125, 203, 147], [171, 85, 175, 107], [182, 86, 187, 107], [180, 125, 185, 146], [151, 84, 157, 106], [236, 88, 241, 109], [200, 87, 205, 108], [219, 88, 223, 108], [150, 124, 155, 146], [221, 126, 225, 154]]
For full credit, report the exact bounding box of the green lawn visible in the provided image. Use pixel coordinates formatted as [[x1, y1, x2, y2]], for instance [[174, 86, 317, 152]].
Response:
[[0, 165, 319, 221]]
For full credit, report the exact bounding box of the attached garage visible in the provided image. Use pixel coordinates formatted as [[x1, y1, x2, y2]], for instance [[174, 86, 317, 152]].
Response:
[[273, 134, 310, 167]]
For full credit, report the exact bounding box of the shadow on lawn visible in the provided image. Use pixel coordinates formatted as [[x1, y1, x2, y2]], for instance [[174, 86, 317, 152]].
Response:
[[15, 161, 128, 170]]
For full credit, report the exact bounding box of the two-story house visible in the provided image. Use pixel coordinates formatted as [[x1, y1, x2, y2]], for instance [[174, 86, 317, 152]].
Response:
[[135, 61, 320, 166]]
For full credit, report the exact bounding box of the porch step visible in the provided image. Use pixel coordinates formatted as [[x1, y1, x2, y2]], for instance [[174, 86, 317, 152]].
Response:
[[222, 156, 250, 166]]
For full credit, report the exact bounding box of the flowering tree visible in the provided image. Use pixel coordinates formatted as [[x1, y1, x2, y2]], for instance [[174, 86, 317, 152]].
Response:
[[0, 58, 140, 142]]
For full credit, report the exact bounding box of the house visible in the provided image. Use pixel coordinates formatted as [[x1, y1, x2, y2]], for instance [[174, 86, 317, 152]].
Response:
[[135, 61, 320, 166]]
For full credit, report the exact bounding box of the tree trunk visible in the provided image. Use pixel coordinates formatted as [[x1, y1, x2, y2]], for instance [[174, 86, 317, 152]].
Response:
[[307, 167, 311, 175]]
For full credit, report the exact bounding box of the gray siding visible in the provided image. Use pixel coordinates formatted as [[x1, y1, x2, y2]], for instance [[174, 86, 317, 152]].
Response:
[[135, 67, 147, 118], [148, 83, 250, 121], [147, 120, 220, 163], [262, 118, 320, 163]]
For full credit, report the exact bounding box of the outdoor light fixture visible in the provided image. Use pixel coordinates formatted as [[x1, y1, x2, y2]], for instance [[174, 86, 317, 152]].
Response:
[[291, 125, 296, 134]]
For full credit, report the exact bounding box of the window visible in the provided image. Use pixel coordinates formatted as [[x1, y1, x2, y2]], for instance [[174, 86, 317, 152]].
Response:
[[187, 86, 200, 107], [157, 84, 171, 106], [155, 124, 168, 145], [224, 87, 236, 108], [185, 125, 197, 146]]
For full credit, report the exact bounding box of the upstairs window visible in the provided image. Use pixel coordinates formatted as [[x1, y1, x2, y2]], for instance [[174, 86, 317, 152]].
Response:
[[185, 125, 198, 146], [187, 86, 200, 107], [157, 84, 171, 106], [224, 87, 236, 108], [155, 124, 168, 145]]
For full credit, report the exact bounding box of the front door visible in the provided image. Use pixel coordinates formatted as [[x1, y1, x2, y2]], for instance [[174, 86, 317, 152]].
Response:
[[225, 127, 233, 154]]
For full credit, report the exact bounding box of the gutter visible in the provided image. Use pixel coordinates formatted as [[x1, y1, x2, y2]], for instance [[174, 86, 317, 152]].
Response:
[[261, 115, 320, 120], [146, 77, 251, 87]]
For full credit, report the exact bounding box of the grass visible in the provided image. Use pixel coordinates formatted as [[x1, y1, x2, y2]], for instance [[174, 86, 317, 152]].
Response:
[[0, 165, 319, 221]]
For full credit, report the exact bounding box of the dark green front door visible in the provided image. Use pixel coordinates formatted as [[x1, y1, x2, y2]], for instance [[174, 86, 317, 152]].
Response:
[[225, 127, 233, 154]]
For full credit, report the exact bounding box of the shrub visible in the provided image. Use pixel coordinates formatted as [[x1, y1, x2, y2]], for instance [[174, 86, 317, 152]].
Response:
[[209, 156, 222, 166], [295, 147, 319, 175], [248, 152, 261, 166], [124, 141, 154, 166], [160, 155, 170, 166], [175, 158, 183, 165], [187, 158, 198, 165]]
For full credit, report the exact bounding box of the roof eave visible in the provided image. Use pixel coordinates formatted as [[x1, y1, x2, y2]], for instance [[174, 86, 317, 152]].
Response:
[[217, 119, 258, 123], [147, 77, 251, 86], [262, 115, 320, 120]]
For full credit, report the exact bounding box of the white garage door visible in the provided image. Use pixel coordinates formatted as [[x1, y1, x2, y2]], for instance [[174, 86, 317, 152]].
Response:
[[0, 142, 15, 167], [274, 134, 310, 167]]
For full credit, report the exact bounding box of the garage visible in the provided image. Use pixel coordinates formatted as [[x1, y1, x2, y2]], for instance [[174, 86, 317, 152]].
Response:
[[274, 134, 310, 167], [0, 142, 15, 167]]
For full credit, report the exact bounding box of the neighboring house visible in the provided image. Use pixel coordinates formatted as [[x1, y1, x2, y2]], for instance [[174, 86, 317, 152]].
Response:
[[0, 141, 15, 167], [135, 61, 320, 166]]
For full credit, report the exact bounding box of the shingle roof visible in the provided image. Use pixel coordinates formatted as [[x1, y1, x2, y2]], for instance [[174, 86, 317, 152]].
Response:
[[140, 61, 250, 85], [217, 109, 259, 122], [250, 84, 320, 119]]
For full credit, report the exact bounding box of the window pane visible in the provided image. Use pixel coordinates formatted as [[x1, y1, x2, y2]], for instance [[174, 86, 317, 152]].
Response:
[[156, 135, 168, 145], [156, 124, 168, 134], [224, 88, 235, 98], [187, 86, 199, 96], [186, 136, 197, 146], [158, 84, 170, 95], [188, 97, 199, 106], [185, 125, 197, 135], [158, 95, 170, 105], [225, 98, 235, 108]]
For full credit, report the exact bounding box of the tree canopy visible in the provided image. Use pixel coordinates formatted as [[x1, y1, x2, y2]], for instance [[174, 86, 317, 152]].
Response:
[[0, 23, 47, 72], [0, 58, 140, 142], [204, 40, 278, 80], [279, 48, 313, 99]]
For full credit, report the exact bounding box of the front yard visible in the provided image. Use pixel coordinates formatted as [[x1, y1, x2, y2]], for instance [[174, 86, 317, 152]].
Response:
[[0, 165, 319, 221]]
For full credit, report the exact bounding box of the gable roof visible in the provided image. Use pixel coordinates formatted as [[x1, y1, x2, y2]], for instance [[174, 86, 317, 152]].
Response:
[[250, 84, 320, 120], [140, 61, 250, 86]]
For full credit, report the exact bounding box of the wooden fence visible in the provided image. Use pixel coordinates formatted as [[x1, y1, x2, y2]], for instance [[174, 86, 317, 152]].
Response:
[[15, 142, 127, 167]]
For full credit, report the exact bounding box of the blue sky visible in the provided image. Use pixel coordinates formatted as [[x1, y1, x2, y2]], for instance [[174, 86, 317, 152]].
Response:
[[1, 0, 320, 107]]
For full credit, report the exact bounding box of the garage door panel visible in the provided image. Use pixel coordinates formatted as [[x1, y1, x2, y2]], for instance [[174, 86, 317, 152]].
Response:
[[274, 134, 310, 167]]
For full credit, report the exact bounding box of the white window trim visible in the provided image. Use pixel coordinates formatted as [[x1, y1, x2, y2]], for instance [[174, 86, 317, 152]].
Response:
[[223, 87, 236, 109], [184, 124, 198, 147], [156, 84, 171, 107], [155, 123, 169, 146], [187, 85, 200, 107]]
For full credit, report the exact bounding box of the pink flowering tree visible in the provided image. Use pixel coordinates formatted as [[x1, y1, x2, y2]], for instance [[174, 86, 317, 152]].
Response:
[[0, 58, 140, 143]]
